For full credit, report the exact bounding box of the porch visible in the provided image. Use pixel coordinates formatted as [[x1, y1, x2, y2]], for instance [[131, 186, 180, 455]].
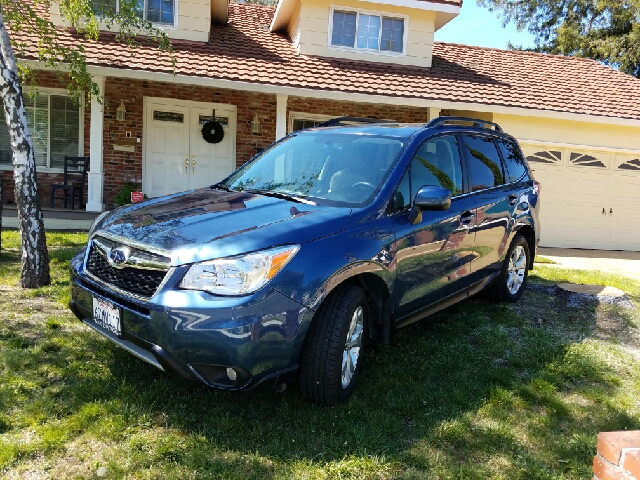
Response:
[[1, 204, 98, 231]]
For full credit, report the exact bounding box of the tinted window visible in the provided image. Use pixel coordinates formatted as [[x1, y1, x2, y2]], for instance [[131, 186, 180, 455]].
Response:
[[390, 170, 411, 212], [497, 138, 529, 183], [462, 135, 505, 191], [411, 135, 463, 196], [225, 131, 406, 207]]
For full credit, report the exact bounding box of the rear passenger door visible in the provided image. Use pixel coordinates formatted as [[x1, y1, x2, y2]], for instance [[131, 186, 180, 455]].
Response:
[[460, 134, 518, 282], [391, 134, 477, 318]]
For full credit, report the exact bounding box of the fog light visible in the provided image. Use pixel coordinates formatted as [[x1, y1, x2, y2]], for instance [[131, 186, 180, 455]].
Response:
[[226, 367, 237, 382]]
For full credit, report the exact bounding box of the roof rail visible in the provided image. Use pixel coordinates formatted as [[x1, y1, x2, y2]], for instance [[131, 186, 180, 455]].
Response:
[[315, 117, 396, 128], [426, 116, 503, 132]]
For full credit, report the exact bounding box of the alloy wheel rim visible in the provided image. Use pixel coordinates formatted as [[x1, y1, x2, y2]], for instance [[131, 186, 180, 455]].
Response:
[[506, 245, 527, 295], [341, 305, 364, 389]]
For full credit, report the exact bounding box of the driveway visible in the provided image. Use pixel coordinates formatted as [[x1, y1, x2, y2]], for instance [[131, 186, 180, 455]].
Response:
[[537, 247, 640, 281]]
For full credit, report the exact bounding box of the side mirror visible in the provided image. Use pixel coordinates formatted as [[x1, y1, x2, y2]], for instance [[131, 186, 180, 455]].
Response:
[[408, 186, 452, 225], [414, 185, 452, 211]]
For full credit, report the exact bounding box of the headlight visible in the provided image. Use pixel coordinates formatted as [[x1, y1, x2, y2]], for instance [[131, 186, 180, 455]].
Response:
[[87, 210, 111, 238], [179, 245, 300, 296]]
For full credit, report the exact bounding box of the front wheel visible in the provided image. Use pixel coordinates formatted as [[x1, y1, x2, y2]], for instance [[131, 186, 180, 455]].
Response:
[[489, 234, 530, 302], [299, 284, 368, 405]]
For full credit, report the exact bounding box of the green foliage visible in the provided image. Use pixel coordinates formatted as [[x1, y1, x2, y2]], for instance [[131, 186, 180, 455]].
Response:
[[478, 0, 640, 78], [114, 182, 147, 206], [1, 232, 640, 478], [1, 0, 175, 103]]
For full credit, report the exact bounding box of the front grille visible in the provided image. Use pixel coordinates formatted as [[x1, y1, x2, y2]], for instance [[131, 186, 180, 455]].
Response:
[[85, 240, 169, 299]]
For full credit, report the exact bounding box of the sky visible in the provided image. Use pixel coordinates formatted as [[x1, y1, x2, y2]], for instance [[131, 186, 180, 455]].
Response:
[[434, 1, 536, 50]]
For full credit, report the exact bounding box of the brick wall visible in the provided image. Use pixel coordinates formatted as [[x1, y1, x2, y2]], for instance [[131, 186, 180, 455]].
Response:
[[287, 96, 431, 126], [594, 431, 640, 480], [13, 73, 437, 209], [101, 78, 277, 207]]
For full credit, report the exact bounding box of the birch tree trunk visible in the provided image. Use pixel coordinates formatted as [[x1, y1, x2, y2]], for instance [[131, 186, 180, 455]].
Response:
[[0, 12, 50, 287]]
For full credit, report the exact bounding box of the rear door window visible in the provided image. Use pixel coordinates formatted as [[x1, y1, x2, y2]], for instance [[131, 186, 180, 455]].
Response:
[[497, 138, 529, 183], [461, 134, 505, 191]]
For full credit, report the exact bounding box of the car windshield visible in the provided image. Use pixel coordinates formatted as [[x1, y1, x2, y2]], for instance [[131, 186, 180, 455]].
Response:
[[222, 130, 407, 206]]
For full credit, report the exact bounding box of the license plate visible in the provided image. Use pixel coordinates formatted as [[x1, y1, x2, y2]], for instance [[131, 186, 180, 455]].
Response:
[[92, 296, 121, 336]]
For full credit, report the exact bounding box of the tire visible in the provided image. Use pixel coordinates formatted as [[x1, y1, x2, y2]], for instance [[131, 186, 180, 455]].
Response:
[[489, 234, 530, 302], [299, 284, 368, 406]]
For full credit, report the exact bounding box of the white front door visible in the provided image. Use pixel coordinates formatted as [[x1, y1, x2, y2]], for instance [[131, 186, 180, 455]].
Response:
[[144, 99, 236, 198], [189, 106, 236, 190]]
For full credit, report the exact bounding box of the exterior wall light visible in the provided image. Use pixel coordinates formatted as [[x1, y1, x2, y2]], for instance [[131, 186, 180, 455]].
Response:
[[116, 101, 126, 121], [251, 114, 261, 133]]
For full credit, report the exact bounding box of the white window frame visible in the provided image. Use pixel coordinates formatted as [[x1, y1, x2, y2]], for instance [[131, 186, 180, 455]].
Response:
[[327, 5, 409, 58], [288, 112, 334, 134], [0, 87, 84, 173], [95, 0, 178, 29]]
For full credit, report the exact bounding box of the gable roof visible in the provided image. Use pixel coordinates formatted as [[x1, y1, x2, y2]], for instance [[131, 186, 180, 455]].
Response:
[[16, 3, 640, 122]]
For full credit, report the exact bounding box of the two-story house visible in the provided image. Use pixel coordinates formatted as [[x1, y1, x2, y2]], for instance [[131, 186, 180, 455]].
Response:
[[3, 0, 640, 250]]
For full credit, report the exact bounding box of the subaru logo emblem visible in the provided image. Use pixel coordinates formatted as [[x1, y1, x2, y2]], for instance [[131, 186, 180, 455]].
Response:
[[107, 246, 131, 268]]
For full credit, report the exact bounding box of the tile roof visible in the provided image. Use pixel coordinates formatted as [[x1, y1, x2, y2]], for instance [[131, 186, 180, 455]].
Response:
[[16, 3, 640, 121]]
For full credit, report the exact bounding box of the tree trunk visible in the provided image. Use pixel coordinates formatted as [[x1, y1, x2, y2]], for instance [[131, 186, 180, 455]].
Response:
[[0, 13, 50, 287]]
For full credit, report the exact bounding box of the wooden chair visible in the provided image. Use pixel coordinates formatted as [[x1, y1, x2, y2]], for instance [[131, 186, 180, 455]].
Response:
[[49, 156, 90, 210]]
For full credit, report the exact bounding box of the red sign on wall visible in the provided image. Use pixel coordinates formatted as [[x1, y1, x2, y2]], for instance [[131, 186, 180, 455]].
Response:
[[131, 191, 145, 203]]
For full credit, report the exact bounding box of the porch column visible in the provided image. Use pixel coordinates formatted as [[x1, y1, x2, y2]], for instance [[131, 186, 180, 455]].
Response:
[[428, 107, 441, 122], [86, 74, 105, 212], [275, 94, 288, 141]]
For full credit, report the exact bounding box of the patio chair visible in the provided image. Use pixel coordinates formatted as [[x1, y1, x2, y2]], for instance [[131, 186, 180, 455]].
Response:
[[49, 156, 90, 210]]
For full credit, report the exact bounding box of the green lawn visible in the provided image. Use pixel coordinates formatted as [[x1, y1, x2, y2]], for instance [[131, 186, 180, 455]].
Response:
[[1, 230, 639, 479]]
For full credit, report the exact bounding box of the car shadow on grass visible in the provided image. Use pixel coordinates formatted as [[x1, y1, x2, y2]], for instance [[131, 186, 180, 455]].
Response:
[[1, 283, 639, 478]]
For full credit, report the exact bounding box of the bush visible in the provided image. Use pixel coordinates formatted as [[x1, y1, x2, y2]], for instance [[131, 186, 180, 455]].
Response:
[[114, 182, 147, 206]]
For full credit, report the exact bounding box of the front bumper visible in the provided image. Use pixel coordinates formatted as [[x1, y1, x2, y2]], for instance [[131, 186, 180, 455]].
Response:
[[69, 252, 312, 390]]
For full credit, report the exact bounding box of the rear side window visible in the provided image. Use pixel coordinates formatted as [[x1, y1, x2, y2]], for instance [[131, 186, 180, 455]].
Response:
[[497, 138, 529, 183], [461, 134, 505, 191]]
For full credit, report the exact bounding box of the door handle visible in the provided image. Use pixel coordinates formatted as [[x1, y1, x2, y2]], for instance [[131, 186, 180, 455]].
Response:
[[185, 158, 189, 174], [508, 194, 518, 206], [460, 211, 475, 225], [192, 160, 196, 175]]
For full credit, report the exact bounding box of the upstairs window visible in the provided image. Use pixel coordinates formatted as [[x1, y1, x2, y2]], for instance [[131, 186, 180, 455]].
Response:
[[92, 0, 175, 26], [330, 7, 406, 54]]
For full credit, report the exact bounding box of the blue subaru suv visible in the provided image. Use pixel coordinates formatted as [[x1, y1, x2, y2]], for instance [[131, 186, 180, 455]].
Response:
[[69, 117, 540, 405]]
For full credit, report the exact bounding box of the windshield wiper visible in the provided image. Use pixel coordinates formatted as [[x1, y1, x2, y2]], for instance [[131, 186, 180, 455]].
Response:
[[244, 189, 317, 205], [211, 183, 232, 192]]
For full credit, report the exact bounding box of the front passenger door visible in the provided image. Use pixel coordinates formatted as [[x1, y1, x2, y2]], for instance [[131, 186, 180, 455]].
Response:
[[391, 135, 477, 319]]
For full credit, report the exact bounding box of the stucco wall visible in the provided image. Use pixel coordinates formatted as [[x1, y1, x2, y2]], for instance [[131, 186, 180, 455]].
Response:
[[292, 0, 436, 67], [494, 113, 640, 152], [50, 0, 211, 42]]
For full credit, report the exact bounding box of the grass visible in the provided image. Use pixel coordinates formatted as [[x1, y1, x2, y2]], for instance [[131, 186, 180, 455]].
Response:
[[534, 256, 558, 265], [1, 230, 640, 479]]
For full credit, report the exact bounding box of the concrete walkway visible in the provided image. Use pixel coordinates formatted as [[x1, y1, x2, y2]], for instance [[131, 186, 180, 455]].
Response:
[[1, 205, 98, 231], [537, 247, 640, 281]]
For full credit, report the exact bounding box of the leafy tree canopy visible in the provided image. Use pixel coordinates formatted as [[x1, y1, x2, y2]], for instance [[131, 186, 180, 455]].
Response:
[[2, 0, 174, 101], [478, 0, 640, 78]]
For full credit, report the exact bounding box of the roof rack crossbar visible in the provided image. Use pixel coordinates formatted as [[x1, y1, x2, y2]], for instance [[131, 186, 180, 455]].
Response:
[[426, 116, 503, 132], [315, 117, 396, 128]]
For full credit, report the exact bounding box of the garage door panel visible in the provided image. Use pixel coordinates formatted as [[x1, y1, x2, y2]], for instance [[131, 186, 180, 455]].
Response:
[[531, 170, 562, 195], [522, 143, 640, 251]]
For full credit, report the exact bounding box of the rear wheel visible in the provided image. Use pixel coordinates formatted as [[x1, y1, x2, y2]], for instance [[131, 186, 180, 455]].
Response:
[[299, 284, 368, 405], [489, 234, 530, 302]]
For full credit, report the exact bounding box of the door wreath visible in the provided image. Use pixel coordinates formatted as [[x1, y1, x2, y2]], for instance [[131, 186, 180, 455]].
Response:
[[201, 120, 225, 144]]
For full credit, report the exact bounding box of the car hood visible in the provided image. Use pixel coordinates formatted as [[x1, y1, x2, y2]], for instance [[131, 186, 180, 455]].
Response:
[[97, 188, 352, 265]]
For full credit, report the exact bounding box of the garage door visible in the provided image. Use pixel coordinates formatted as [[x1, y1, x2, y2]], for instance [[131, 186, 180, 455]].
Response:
[[521, 143, 640, 251]]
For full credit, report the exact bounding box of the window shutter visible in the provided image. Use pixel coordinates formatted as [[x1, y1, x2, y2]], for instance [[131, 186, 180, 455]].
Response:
[[23, 94, 49, 168], [0, 100, 12, 165], [50, 96, 80, 169]]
